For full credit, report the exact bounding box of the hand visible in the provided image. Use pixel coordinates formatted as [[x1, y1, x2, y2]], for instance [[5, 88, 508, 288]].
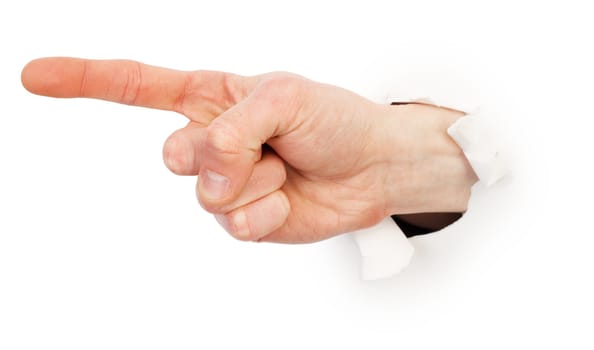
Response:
[[21, 57, 477, 243]]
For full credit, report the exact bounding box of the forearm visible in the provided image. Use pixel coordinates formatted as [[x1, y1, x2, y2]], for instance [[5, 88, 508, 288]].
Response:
[[376, 102, 478, 216]]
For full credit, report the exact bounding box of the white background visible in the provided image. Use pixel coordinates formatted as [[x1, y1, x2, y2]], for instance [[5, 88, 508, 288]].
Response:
[[1, 1, 593, 349]]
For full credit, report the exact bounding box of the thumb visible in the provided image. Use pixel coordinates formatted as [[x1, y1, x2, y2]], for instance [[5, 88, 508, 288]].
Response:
[[197, 74, 307, 212]]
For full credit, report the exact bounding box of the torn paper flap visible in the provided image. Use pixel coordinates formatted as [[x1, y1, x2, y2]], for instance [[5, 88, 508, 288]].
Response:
[[351, 217, 414, 280], [447, 114, 506, 186]]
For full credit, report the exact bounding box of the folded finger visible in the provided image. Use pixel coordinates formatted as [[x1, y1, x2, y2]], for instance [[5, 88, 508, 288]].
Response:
[[163, 122, 266, 176], [217, 150, 285, 213], [214, 189, 290, 241]]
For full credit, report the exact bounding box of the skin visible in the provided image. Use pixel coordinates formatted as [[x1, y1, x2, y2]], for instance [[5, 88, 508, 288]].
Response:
[[21, 57, 478, 243]]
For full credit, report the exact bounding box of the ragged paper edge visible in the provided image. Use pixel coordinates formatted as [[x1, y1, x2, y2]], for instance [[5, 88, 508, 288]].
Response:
[[351, 96, 506, 280], [351, 217, 414, 280], [447, 115, 506, 187]]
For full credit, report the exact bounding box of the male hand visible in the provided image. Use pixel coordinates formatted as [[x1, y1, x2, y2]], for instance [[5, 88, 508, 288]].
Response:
[[21, 58, 477, 243]]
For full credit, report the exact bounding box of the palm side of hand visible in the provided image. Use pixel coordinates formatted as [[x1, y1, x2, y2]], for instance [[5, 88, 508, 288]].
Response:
[[22, 57, 389, 243]]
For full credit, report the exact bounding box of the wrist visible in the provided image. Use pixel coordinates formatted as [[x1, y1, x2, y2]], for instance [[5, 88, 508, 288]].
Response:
[[374, 102, 478, 215]]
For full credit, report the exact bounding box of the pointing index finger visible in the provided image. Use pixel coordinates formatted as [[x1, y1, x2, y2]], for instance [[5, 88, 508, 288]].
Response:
[[21, 57, 249, 114]]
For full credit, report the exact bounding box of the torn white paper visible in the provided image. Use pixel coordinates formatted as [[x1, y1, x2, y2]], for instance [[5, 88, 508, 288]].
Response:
[[351, 217, 414, 281], [447, 115, 506, 187], [350, 96, 506, 280]]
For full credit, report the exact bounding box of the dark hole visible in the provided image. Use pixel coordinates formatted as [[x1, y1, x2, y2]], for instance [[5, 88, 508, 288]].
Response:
[[392, 213, 463, 237]]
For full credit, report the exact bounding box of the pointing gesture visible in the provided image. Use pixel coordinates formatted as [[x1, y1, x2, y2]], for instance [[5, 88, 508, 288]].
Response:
[[22, 57, 477, 243]]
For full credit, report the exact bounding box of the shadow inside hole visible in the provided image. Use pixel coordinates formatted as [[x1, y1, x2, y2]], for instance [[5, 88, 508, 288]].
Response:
[[392, 213, 463, 238]]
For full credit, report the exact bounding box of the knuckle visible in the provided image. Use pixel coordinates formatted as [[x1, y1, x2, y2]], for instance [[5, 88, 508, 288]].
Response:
[[256, 73, 308, 124], [258, 73, 306, 97], [79, 59, 89, 96], [206, 121, 242, 156], [172, 73, 194, 115], [163, 134, 193, 175], [222, 72, 247, 106], [118, 60, 143, 105]]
